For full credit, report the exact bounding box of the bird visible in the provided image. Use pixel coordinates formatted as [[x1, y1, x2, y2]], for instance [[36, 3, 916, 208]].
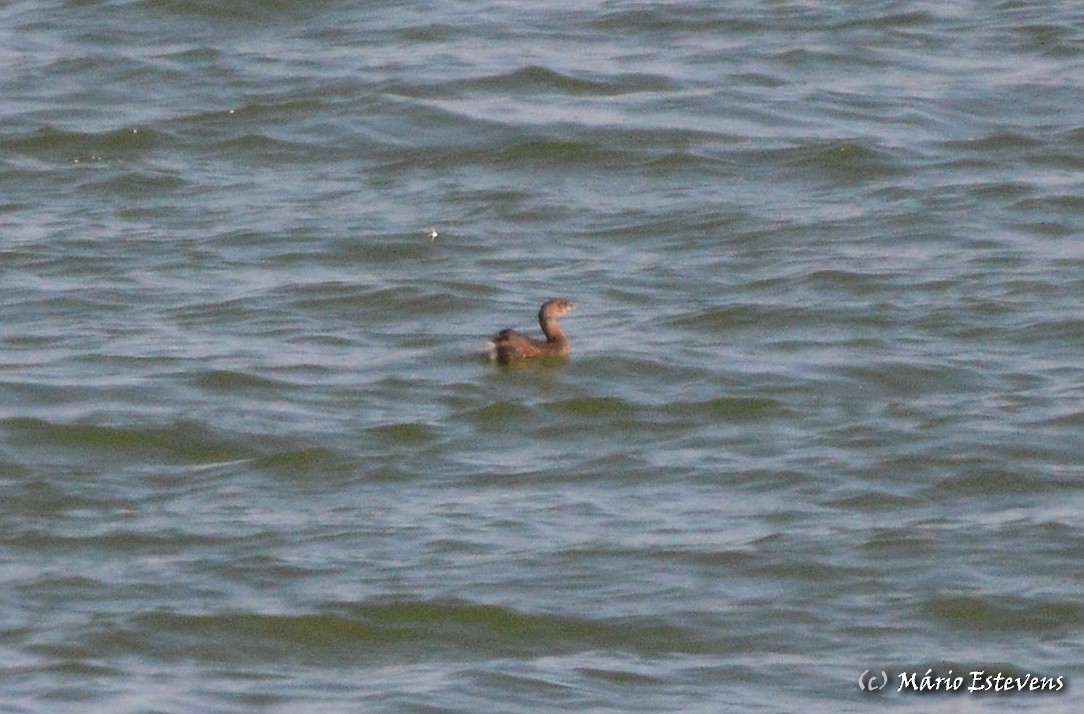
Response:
[[485, 299, 574, 363]]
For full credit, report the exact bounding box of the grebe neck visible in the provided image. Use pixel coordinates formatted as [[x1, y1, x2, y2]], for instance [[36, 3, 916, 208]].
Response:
[[539, 314, 567, 344]]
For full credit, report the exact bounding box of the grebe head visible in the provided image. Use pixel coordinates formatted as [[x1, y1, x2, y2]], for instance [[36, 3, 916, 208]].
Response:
[[540, 299, 574, 320]]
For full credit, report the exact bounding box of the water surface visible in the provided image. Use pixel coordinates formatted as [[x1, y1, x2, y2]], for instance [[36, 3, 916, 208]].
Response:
[[2, 1, 1083, 712]]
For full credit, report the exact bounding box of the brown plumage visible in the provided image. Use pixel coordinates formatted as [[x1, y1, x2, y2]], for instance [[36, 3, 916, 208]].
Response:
[[485, 299, 575, 363]]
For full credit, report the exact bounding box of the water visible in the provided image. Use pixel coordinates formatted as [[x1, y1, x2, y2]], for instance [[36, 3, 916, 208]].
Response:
[[2, 1, 1083, 711]]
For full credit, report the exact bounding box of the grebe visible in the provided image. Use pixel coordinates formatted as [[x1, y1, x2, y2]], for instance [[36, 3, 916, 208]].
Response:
[[485, 299, 574, 363]]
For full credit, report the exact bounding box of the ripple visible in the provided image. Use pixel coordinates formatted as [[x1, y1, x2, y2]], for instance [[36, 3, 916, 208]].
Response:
[[2, 417, 255, 465], [926, 594, 1082, 635], [101, 597, 712, 664], [2, 126, 160, 163], [661, 396, 785, 421], [192, 369, 296, 391], [423, 65, 681, 97]]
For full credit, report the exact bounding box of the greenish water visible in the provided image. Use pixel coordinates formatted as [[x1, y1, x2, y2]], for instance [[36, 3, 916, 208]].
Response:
[[2, 1, 1083, 712]]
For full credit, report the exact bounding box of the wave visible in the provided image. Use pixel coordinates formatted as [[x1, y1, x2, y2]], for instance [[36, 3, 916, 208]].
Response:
[[403, 65, 681, 98], [2, 126, 162, 164], [104, 597, 711, 664], [2, 416, 255, 465]]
